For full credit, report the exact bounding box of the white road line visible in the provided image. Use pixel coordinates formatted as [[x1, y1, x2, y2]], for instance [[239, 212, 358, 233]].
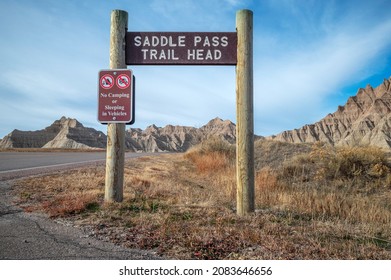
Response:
[[0, 159, 105, 174]]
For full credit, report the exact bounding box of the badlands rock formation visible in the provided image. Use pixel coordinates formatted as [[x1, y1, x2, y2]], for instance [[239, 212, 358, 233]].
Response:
[[125, 117, 237, 152], [0, 117, 106, 149], [0, 126, 59, 148], [0, 117, 239, 151], [268, 77, 391, 150], [43, 117, 106, 149]]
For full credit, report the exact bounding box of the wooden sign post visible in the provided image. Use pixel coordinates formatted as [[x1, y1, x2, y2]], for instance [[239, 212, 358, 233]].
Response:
[[104, 10, 128, 203], [236, 10, 254, 215]]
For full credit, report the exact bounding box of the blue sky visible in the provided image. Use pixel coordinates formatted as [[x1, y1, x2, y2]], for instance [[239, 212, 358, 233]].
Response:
[[1, 0, 391, 139]]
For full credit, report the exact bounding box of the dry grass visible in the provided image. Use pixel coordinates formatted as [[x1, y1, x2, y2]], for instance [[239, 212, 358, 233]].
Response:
[[17, 168, 104, 217], [185, 137, 235, 173], [13, 140, 391, 259]]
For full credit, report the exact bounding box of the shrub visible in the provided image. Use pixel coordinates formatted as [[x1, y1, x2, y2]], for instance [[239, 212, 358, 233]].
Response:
[[197, 137, 235, 158], [323, 146, 389, 179], [297, 143, 391, 180], [185, 138, 235, 173], [341, 147, 389, 177]]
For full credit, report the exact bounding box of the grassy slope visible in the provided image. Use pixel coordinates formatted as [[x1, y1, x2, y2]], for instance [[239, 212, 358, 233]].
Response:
[[14, 139, 391, 259]]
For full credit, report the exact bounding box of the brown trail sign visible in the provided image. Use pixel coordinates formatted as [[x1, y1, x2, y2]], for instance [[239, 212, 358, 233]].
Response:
[[126, 32, 237, 65]]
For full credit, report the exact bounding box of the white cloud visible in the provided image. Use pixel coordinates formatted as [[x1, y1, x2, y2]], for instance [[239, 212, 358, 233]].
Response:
[[254, 15, 391, 135], [1, 0, 391, 139]]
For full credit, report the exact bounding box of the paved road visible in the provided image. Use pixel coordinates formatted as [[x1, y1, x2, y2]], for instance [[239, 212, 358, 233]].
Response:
[[0, 151, 152, 181], [0, 151, 163, 260], [0, 151, 108, 171]]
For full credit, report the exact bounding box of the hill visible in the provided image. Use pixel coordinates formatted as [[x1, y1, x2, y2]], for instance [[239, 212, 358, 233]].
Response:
[[125, 117, 237, 152], [0, 117, 241, 152], [0, 116, 106, 149], [268, 77, 391, 150]]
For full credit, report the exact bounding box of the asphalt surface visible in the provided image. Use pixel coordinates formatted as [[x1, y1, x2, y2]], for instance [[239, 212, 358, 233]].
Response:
[[0, 152, 151, 181], [0, 151, 109, 171], [0, 151, 163, 260]]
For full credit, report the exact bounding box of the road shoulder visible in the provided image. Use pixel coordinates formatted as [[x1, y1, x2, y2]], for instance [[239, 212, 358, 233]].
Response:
[[0, 180, 163, 260]]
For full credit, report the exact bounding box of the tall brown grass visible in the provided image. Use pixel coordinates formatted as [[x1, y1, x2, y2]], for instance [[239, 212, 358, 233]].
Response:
[[185, 137, 235, 173], [14, 140, 391, 259], [256, 143, 391, 232]]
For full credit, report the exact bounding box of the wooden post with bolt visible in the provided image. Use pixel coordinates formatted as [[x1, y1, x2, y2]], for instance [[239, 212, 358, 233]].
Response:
[[104, 10, 128, 203], [236, 9, 255, 215]]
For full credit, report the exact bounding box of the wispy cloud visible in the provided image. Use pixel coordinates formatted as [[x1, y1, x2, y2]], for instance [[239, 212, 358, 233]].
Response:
[[253, 1, 391, 135], [0, 0, 391, 139]]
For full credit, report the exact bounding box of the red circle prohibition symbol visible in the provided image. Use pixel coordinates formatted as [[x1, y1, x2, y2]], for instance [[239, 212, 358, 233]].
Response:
[[100, 74, 114, 89], [116, 74, 131, 89]]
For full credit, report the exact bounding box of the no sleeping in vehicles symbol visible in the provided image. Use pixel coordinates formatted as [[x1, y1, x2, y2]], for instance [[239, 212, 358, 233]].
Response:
[[116, 74, 131, 89]]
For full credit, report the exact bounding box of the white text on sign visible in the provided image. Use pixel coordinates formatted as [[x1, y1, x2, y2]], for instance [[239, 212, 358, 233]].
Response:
[[126, 32, 237, 65]]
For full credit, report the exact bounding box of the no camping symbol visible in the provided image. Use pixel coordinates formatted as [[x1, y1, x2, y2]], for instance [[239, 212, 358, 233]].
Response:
[[100, 74, 114, 89], [116, 74, 130, 89]]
